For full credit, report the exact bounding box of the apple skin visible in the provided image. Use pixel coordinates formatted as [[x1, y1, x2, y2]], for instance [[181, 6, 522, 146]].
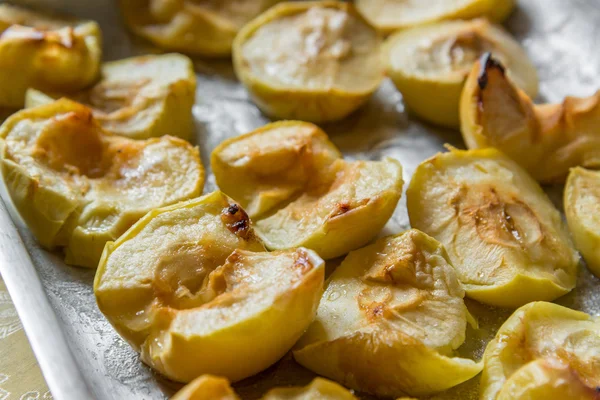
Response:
[[233, 2, 383, 123], [407, 147, 579, 308], [461, 53, 600, 183], [564, 167, 600, 278], [212, 120, 404, 260], [95, 191, 325, 383], [294, 229, 481, 398], [480, 301, 600, 400], [171, 375, 239, 400], [0, 4, 101, 108], [25, 53, 196, 141], [0, 99, 203, 268]]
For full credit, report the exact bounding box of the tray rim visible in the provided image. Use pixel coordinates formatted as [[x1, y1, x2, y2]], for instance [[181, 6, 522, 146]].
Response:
[[0, 196, 95, 400]]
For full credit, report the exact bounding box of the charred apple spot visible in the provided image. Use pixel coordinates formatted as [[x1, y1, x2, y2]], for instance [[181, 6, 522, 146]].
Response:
[[293, 249, 314, 274], [477, 52, 506, 90], [221, 203, 251, 239]]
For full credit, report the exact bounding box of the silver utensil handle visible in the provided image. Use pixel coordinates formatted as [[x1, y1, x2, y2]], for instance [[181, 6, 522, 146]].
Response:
[[0, 196, 95, 400]]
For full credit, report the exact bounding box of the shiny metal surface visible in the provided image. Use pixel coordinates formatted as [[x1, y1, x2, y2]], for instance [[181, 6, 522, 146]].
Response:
[[1, 0, 599, 399]]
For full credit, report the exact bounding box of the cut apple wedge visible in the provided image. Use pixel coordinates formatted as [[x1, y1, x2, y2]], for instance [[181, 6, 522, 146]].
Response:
[[25, 54, 196, 140], [233, 1, 384, 123], [171, 375, 239, 400], [480, 301, 600, 400], [211, 121, 404, 259], [172, 375, 356, 400], [356, 0, 514, 34], [0, 4, 102, 108], [94, 191, 325, 383], [262, 378, 358, 399], [293, 229, 482, 398], [0, 99, 203, 268], [564, 167, 600, 278], [461, 53, 600, 183], [385, 19, 537, 128], [120, 0, 282, 57], [406, 147, 579, 308]]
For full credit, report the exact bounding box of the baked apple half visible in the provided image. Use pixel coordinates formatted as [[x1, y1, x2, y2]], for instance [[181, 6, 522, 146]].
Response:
[[94, 191, 325, 383], [480, 302, 600, 400], [233, 1, 384, 123], [0, 4, 101, 108], [385, 19, 537, 128], [0, 99, 203, 268], [25, 54, 196, 140], [407, 147, 579, 308], [211, 121, 404, 259], [564, 167, 600, 278], [293, 229, 481, 398], [120, 0, 282, 57], [355, 0, 514, 34], [461, 53, 600, 183]]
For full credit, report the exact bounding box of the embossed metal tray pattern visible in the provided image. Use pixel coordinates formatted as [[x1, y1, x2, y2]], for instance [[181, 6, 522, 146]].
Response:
[[0, 0, 599, 399]]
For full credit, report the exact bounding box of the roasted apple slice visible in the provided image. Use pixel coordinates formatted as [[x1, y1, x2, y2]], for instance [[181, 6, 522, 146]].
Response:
[[294, 229, 482, 398], [211, 121, 404, 259], [120, 0, 281, 57], [233, 1, 384, 123], [564, 167, 600, 278], [385, 19, 537, 128], [0, 99, 203, 268], [461, 53, 600, 183], [480, 301, 600, 400], [25, 54, 196, 140], [172, 376, 356, 400], [0, 4, 101, 108], [172, 375, 239, 400], [355, 0, 514, 34], [95, 191, 325, 383], [262, 378, 358, 399], [406, 147, 579, 308]]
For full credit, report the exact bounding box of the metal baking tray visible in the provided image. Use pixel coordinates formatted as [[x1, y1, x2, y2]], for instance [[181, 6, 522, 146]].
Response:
[[1, 0, 599, 399]]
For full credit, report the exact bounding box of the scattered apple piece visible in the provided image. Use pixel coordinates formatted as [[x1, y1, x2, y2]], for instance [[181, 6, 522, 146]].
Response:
[[294, 229, 481, 398], [211, 121, 404, 259], [233, 1, 384, 123], [480, 301, 600, 400], [119, 0, 282, 57], [0, 4, 101, 108], [25, 54, 196, 140], [0, 99, 204, 268], [94, 191, 325, 383], [406, 147, 579, 308], [564, 167, 600, 278], [172, 375, 356, 400], [262, 378, 358, 399], [461, 53, 600, 183], [385, 19, 537, 128], [355, 0, 515, 34], [172, 375, 239, 400]]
